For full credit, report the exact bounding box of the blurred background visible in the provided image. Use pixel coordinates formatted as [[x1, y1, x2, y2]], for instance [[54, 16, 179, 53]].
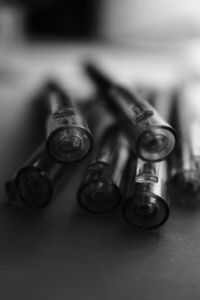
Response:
[[1, 0, 200, 94], [2, 0, 200, 41]]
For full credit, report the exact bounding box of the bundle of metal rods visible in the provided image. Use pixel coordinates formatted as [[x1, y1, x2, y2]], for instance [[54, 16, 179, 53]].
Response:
[[5, 63, 199, 230]]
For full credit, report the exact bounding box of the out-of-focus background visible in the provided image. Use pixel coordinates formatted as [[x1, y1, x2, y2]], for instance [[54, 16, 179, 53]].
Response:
[[1, 1, 200, 299]]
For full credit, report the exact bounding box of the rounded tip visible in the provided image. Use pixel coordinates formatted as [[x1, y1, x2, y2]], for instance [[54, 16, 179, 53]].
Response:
[[77, 180, 121, 214], [47, 126, 93, 163], [123, 194, 169, 229], [134, 201, 157, 217], [137, 126, 176, 162], [15, 166, 53, 207]]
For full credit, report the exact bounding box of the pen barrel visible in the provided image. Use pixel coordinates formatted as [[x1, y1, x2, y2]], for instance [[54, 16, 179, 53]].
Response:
[[123, 160, 169, 229], [45, 80, 73, 113], [106, 86, 176, 162], [77, 127, 131, 213], [86, 64, 176, 161], [25, 146, 64, 183], [44, 82, 93, 163], [169, 79, 200, 204], [85, 63, 113, 91], [6, 144, 65, 207]]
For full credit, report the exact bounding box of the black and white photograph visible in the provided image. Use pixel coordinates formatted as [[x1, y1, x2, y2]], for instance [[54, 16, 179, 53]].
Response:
[[1, 0, 200, 299]]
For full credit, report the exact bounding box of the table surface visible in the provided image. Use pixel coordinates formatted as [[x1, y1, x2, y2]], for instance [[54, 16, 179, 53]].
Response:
[[0, 42, 199, 300]]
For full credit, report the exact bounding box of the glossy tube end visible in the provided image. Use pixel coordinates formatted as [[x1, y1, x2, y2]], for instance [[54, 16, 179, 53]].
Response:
[[15, 166, 53, 207], [77, 179, 121, 214], [137, 126, 176, 162], [46, 126, 93, 163], [123, 182, 169, 229]]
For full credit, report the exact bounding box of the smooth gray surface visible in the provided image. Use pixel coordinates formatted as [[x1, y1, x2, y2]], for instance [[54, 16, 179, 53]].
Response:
[[1, 44, 200, 300], [2, 182, 200, 300]]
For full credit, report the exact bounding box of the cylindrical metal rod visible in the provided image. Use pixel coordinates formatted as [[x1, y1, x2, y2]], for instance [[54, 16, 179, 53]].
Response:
[[123, 159, 169, 229], [85, 63, 176, 162], [169, 78, 200, 205], [123, 89, 172, 229], [77, 125, 132, 214], [5, 144, 67, 207], [44, 80, 93, 163]]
